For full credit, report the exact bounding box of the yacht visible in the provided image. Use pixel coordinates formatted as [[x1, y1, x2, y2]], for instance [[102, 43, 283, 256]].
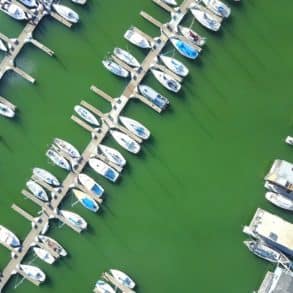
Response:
[[124, 27, 151, 49], [202, 0, 231, 18], [33, 168, 60, 186], [59, 210, 87, 230], [74, 105, 100, 126], [38, 235, 67, 257], [0, 102, 15, 118], [285, 136, 293, 145], [26, 180, 49, 202], [162, 0, 177, 5], [170, 38, 199, 59], [98, 144, 126, 167], [33, 247, 55, 264], [0, 225, 21, 249], [46, 149, 71, 171], [119, 116, 150, 140], [94, 280, 115, 293], [190, 6, 221, 31], [54, 138, 80, 159], [159, 55, 189, 77], [151, 68, 181, 93], [265, 191, 293, 211], [18, 0, 37, 8], [178, 25, 206, 47], [110, 269, 135, 289], [18, 264, 46, 282], [78, 173, 104, 198], [89, 158, 119, 183], [264, 181, 293, 198], [0, 39, 7, 52], [138, 84, 169, 110], [102, 59, 129, 78], [52, 4, 79, 23], [6, 3, 27, 20], [72, 0, 87, 4], [110, 130, 141, 154], [113, 47, 140, 68], [72, 189, 99, 213]]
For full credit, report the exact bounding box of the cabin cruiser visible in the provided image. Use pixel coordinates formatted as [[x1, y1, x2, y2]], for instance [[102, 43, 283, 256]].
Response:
[[74, 105, 100, 126], [33, 247, 55, 264], [59, 210, 87, 230], [110, 130, 141, 154], [285, 136, 293, 145], [38, 235, 67, 257], [78, 173, 104, 198], [202, 0, 231, 18], [124, 27, 151, 49], [113, 48, 140, 68], [0, 225, 21, 249], [102, 59, 129, 78], [159, 55, 189, 77], [26, 180, 49, 202], [0, 102, 15, 118], [190, 6, 221, 31], [110, 269, 136, 289], [119, 116, 150, 140], [98, 144, 126, 167], [170, 38, 199, 59], [54, 138, 80, 159], [46, 149, 71, 171], [72, 189, 99, 212], [17, 264, 46, 282], [33, 168, 60, 186], [265, 191, 293, 211], [151, 68, 181, 93], [52, 4, 79, 23], [94, 280, 115, 293], [89, 158, 119, 182], [18, 0, 37, 8], [178, 25, 206, 47]]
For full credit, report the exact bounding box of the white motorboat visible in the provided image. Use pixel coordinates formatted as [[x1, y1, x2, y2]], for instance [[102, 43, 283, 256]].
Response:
[[88, 158, 119, 183], [264, 181, 293, 198], [190, 7, 221, 31], [72, 189, 99, 212], [0, 225, 21, 249], [52, 4, 79, 23], [110, 130, 141, 154], [285, 136, 293, 145], [202, 0, 231, 18], [265, 191, 293, 211], [98, 144, 126, 167], [102, 59, 129, 78], [18, 264, 46, 282], [71, 0, 87, 5], [151, 68, 181, 93], [113, 48, 140, 68], [159, 55, 189, 77], [0, 102, 15, 118], [6, 4, 27, 20], [161, 0, 177, 5], [170, 37, 199, 60], [38, 235, 67, 257], [74, 105, 100, 126], [54, 138, 80, 159], [0, 39, 7, 52], [33, 168, 60, 186], [110, 269, 135, 289], [124, 28, 151, 49], [46, 149, 71, 171], [78, 173, 104, 198], [18, 0, 37, 8], [178, 25, 206, 47], [119, 116, 150, 140], [33, 247, 55, 264], [26, 180, 49, 202], [94, 280, 115, 293], [59, 210, 87, 230]]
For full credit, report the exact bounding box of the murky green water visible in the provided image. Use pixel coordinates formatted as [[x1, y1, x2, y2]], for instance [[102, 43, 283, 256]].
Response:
[[0, 0, 293, 292]]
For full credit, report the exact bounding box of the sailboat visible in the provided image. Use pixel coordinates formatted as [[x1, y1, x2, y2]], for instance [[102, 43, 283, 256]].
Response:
[[178, 25, 206, 47], [124, 27, 151, 49], [102, 59, 129, 78], [0, 225, 21, 249], [110, 269, 136, 289], [170, 38, 199, 59], [151, 68, 181, 93], [202, 0, 231, 18], [18, 264, 46, 282], [110, 130, 141, 154], [53, 138, 80, 159], [98, 144, 126, 167], [159, 55, 189, 77], [94, 280, 115, 293], [33, 168, 60, 186], [38, 235, 67, 257], [26, 180, 49, 202], [72, 189, 99, 212], [74, 105, 100, 126], [265, 191, 293, 211], [52, 4, 79, 23], [190, 6, 221, 31], [59, 210, 87, 230], [46, 149, 71, 171], [6, 4, 28, 20], [33, 247, 55, 264], [113, 48, 140, 68], [78, 173, 104, 198], [0, 102, 15, 118], [88, 158, 119, 182], [119, 116, 150, 140]]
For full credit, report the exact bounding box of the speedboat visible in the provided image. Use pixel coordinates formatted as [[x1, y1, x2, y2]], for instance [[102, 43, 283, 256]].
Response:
[[6, 4, 27, 20], [190, 7, 221, 31], [72, 189, 99, 213], [33, 168, 60, 186], [88, 158, 119, 182], [151, 68, 181, 93], [202, 0, 231, 18], [113, 48, 140, 68], [110, 130, 141, 154], [94, 280, 115, 293], [119, 116, 150, 140], [18, 264, 46, 282], [38, 235, 67, 257], [110, 269, 135, 289], [33, 247, 55, 264], [159, 55, 189, 77], [54, 138, 80, 159], [78, 173, 104, 198], [46, 149, 71, 171], [265, 191, 293, 211], [264, 181, 293, 198], [138, 84, 169, 110], [18, 0, 37, 8], [0, 39, 7, 52], [0, 102, 15, 118], [170, 38, 199, 60], [74, 105, 100, 126], [0, 225, 21, 248], [178, 25, 206, 47], [26, 180, 49, 202], [124, 28, 151, 49], [102, 59, 129, 78], [98, 144, 126, 167], [161, 0, 177, 5], [72, 0, 87, 4], [52, 4, 79, 23], [285, 136, 293, 145], [59, 210, 87, 230]]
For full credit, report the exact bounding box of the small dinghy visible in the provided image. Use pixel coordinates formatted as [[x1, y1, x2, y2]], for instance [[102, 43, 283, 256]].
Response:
[[89, 158, 119, 182], [110, 269, 136, 289], [46, 149, 71, 171], [265, 191, 293, 211], [202, 0, 231, 18], [18, 0, 37, 8], [159, 55, 189, 77], [0, 225, 21, 248], [124, 27, 151, 49], [52, 4, 79, 23], [102, 59, 129, 78], [74, 105, 100, 126], [33, 168, 60, 186], [170, 38, 199, 59], [110, 130, 141, 154], [33, 247, 55, 264], [190, 7, 221, 31], [0, 102, 15, 118], [285, 136, 293, 146], [59, 210, 87, 230], [151, 68, 181, 93], [38, 235, 67, 257], [18, 264, 46, 282], [72, 189, 99, 212], [119, 116, 150, 140], [26, 180, 49, 202], [138, 85, 169, 110], [98, 144, 126, 167], [113, 48, 140, 68], [78, 173, 104, 198], [54, 138, 80, 159], [94, 280, 115, 293], [6, 4, 27, 20], [178, 25, 206, 47], [0, 39, 7, 52]]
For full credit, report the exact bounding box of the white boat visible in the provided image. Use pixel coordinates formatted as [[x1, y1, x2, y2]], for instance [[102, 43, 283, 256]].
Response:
[[190, 7, 221, 31], [0, 39, 7, 52], [54, 138, 80, 159], [265, 191, 293, 211], [78, 173, 104, 198], [159, 55, 189, 77], [59, 210, 87, 230], [178, 25, 206, 47], [151, 68, 181, 93], [170, 38, 199, 60], [119, 116, 150, 140], [6, 4, 27, 20], [95, 280, 115, 293], [0, 102, 15, 118], [38, 235, 67, 257], [26, 180, 49, 202], [71, 0, 87, 5], [124, 28, 151, 49], [33, 247, 55, 264], [264, 181, 293, 198], [98, 144, 126, 167], [0, 225, 21, 248], [74, 105, 100, 126], [52, 4, 79, 23], [285, 136, 293, 145], [110, 130, 141, 154], [46, 149, 71, 171], [33, 168, 60, 186], [18, 264, 46, 282], [113, 48, 140, 68], [18, 0, 37, 8], [102, 59, 129, 78], [88, 158, 119, 182], [202, 0, 231, 18], [161, 0, 177, 6], [72, 189, 99, 213], [110, 269, 135, 289]]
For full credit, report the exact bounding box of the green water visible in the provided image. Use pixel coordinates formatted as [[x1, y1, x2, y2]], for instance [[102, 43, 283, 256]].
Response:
[[0, 0, 293, 292]]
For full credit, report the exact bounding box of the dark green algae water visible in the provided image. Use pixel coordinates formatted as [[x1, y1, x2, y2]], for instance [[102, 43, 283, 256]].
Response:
[[0, 0, 293, 292]]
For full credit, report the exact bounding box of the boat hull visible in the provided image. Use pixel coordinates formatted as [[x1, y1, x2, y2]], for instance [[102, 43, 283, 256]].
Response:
[[110, 269, 135, 289], [151, 69, 181, 93], [170, 38, 199, 59], [113, 48, 140, 68], [265, 192, 293, 211], [19, 265, 46, 282], [110, 130, 141, 154], [33, 247, 55, 264], [0, 102, 15, 118], [190, 8, 221, 31], [38, 235, 67, 257], [98, 144, 126, 167], [73, 189, 99, 212], [74, 105, 100, 126], [119, 116, 150, 140], [124, 29, 151, 49], [138, 85, 169, 110], [52, 4, 79, 23], [102, 60, 129, 78], [78, 173, 104, 197], [159, 55, 189, 77], [60, 210, 87, 230], [89, 158, 119, 182], [33, 168, 60, 186], [26, 180, 49, 202]]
